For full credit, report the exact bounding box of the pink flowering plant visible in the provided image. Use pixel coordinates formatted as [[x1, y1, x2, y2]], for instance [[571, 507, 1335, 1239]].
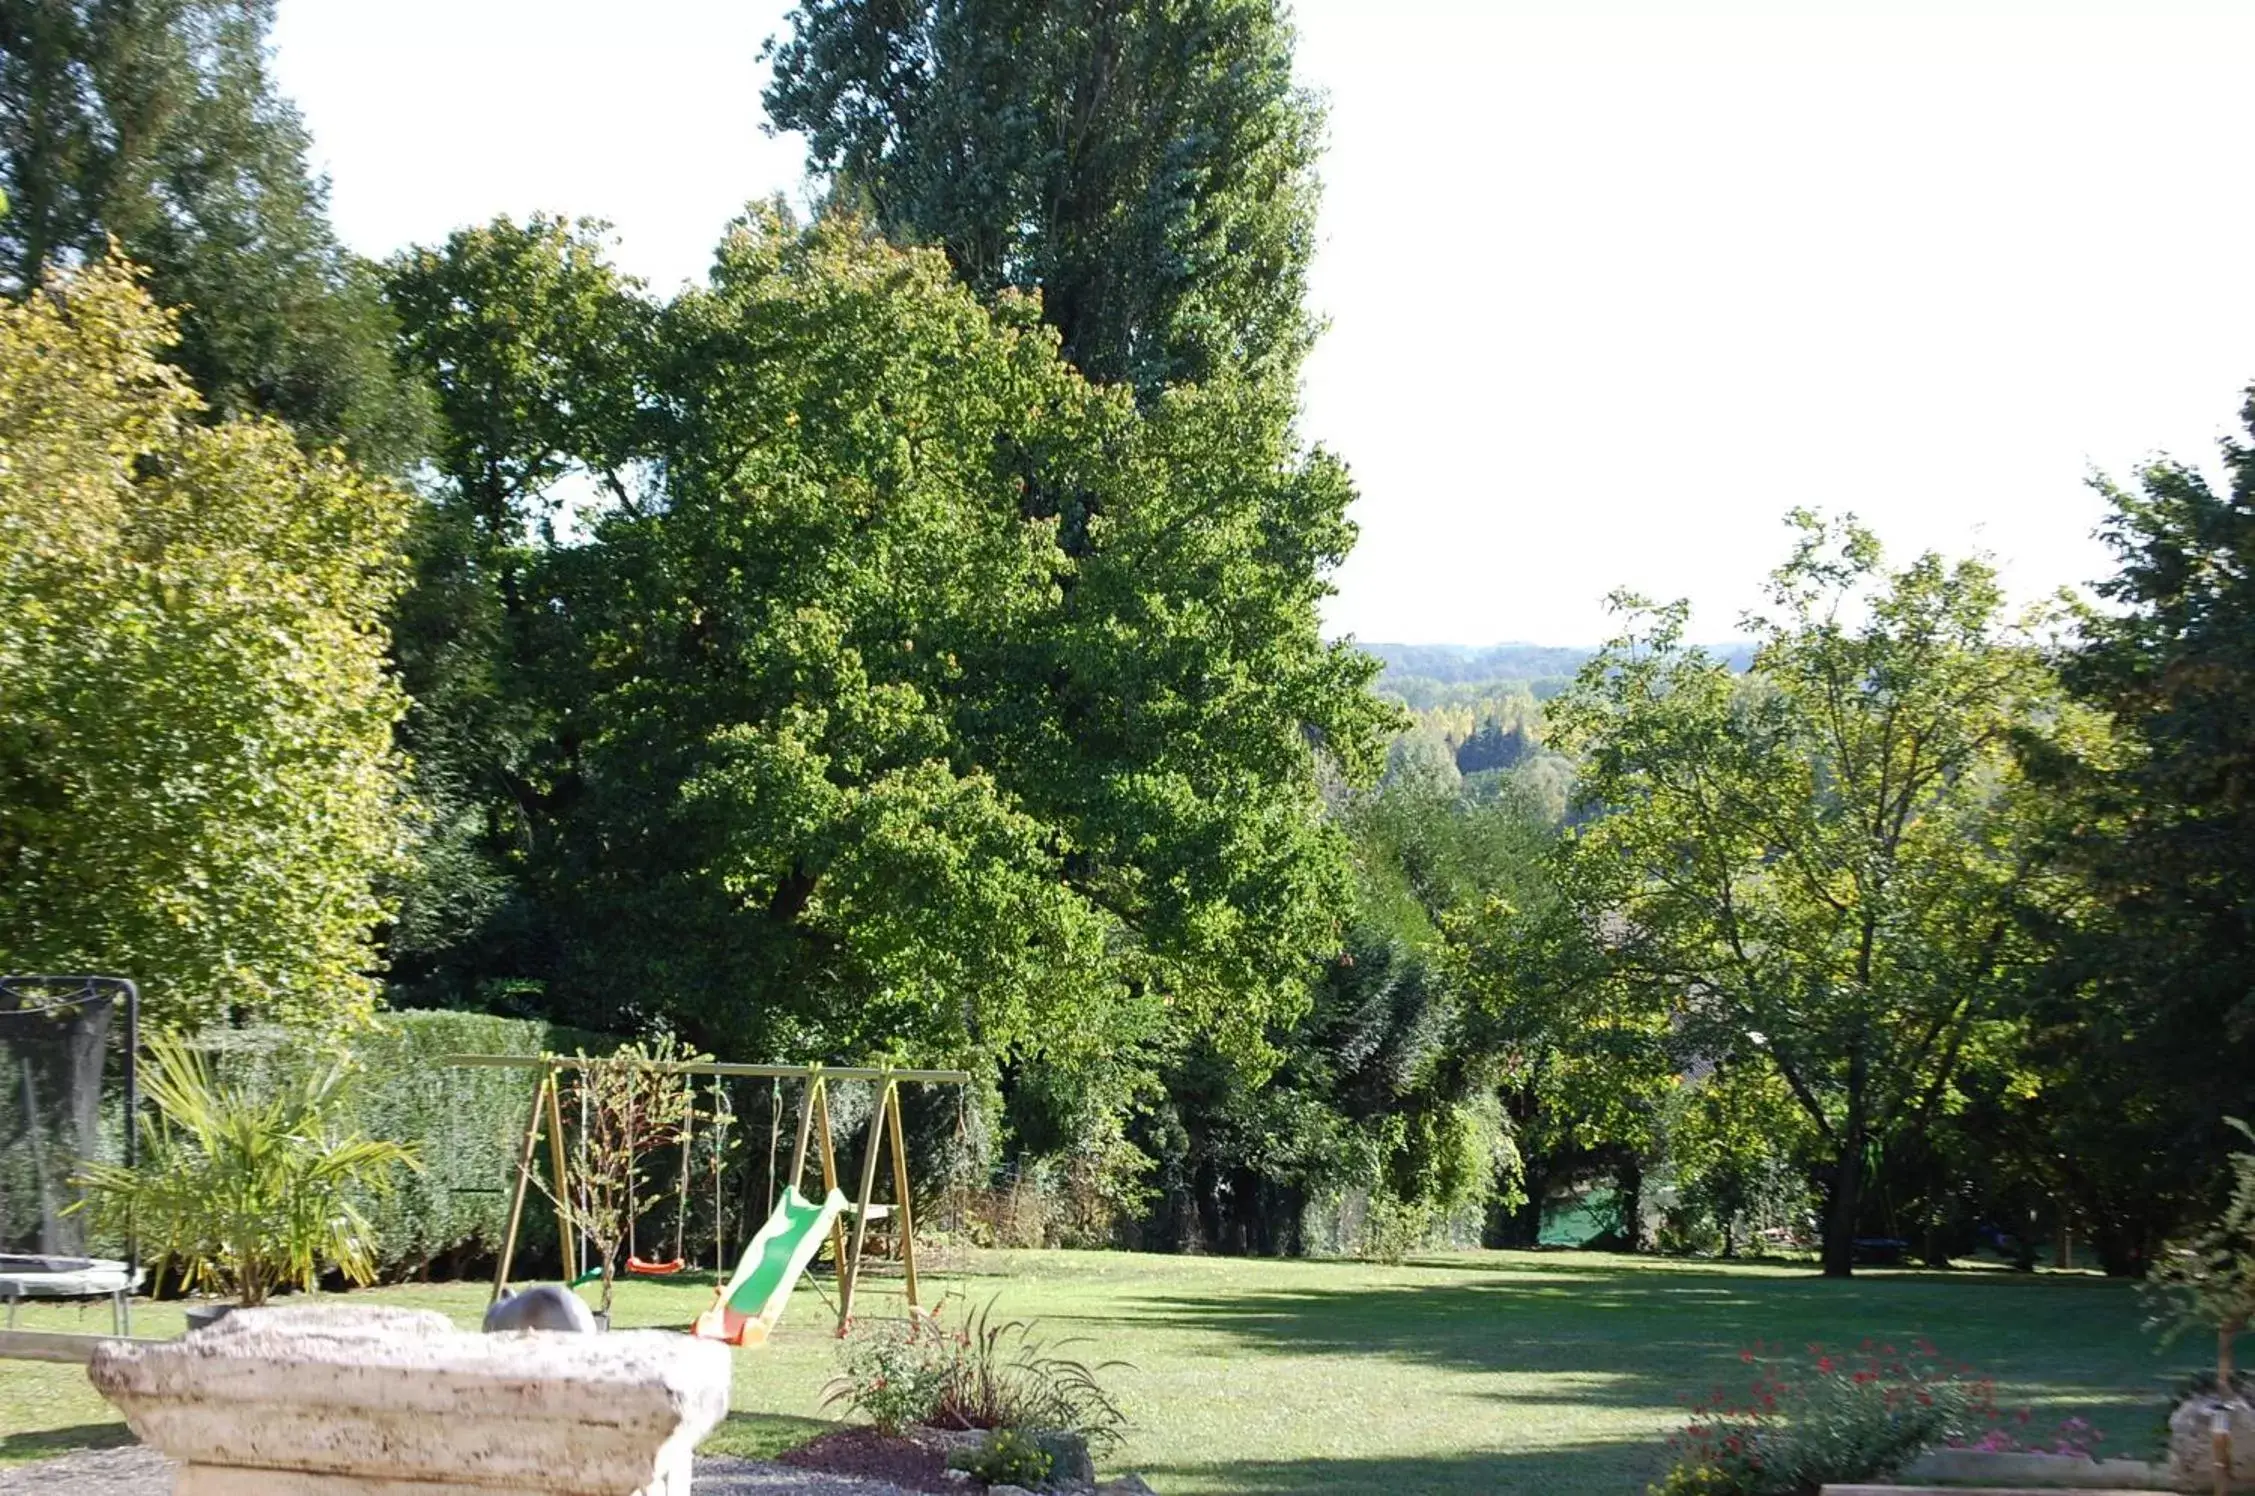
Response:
[[824, 1312, 950, 1435], [1652, 1339, 2006, 1496], [1951, 1413, 2106, 1459]]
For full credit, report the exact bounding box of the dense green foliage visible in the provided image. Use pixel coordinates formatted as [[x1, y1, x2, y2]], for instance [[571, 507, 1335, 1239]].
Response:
[[764, 0, 1323, 400], [2015, 395, 2255, 1273], [378, 213, 1389, 1167], [73, 1033, 419, 1305], [203, 1009, 614, 1274], [0, 0, 430, 470], [0, 258, 411, 1028], [377, 215, 653, 1004], [1541, 515, 2071, 1276]]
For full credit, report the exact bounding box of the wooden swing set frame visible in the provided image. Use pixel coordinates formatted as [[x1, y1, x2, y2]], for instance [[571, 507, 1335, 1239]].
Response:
[[447, 1055, 968, 1334]]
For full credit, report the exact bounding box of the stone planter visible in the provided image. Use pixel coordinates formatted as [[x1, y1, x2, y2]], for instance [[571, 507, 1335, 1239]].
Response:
[[2170, 1393, 2255, 1493], [1899, 1446, 2175, 1488], [89, 1301, 729, 1494]]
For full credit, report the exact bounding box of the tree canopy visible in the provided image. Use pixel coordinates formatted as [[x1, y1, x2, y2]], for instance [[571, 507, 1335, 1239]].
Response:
[[2016, 392, 2255, 1272], [1542, 513, 2069, 1275], [763, 0, 1324, 400], [378, 210, 1390, 1095], [0, 257, 411, 1027], [0, 0, 429, 470]]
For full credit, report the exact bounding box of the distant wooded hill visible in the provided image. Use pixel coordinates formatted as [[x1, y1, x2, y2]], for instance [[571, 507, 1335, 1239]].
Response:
[[1360, 642, 1592, 687], [1359, 641, 1754, 708]]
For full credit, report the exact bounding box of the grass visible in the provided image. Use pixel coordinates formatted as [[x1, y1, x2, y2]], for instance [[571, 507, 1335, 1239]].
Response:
[[0, 1249, 2208, 1493]]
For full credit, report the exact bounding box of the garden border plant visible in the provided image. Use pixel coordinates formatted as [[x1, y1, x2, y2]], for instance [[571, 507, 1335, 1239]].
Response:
[[823, 1291, 1131, 1455], [1651, 1339, 2008, 1496], [71, 1033, 420, 1311]]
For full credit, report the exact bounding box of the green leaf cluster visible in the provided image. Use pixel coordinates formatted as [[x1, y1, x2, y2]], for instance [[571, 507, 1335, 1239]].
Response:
[[764, 0, 1325, 401], [0, 257, 412, 1028], [71, 1032, 420, 1306], [382, 211, 1386, 1097], [0, 0, 432, 471], [1543, 512, 2070, 1274]]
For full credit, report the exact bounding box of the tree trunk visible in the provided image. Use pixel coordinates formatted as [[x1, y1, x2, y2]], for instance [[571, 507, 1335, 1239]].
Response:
[[1616, 1155, 1646, 1253], [1821, 1107, 1866, 1279], [1821, 1052, 1870, 1279], [1191, 1158, 1224, 1253]]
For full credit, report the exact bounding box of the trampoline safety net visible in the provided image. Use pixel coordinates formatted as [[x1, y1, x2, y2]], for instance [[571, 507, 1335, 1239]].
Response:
[[0, 975, 136, 1254]]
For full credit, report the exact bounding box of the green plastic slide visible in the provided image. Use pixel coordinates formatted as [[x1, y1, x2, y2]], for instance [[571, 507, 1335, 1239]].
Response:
[[691, 1184, 847, 1345]]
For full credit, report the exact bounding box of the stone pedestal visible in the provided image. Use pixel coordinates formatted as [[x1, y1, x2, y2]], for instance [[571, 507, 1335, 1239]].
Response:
[[2169, 1393, 2255, 1494], [87, 1303, 730, 1495]]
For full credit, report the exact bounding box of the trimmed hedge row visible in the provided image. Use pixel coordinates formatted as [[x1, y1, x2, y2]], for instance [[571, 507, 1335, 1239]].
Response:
[[205, 1009, 615, 1277]]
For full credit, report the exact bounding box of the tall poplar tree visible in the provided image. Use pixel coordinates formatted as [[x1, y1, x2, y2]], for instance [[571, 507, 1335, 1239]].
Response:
[[762, 0, 1324, 400]]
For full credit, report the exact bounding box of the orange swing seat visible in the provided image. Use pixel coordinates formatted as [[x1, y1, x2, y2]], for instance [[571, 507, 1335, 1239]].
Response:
[[626, 1255, 684, 1276]]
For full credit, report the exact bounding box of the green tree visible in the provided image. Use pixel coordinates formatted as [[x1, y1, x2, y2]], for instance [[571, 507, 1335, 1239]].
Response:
[[1546, 513, 2065, 1276], [412, 211, 1389, 1085], [2030, 394, 2255, 1272], [0, 0, 429, 470], [763, 0, 1323, 399], [1664, 1060, 1815, 1257], [1448, 858, 1677, 1251], [2149, 1119, 2255, 1383], [1150, 772, 1542, 1255], [0, 257, 411, 1028], [385, 215, 653, 549], [378, 217, 653, 1000]]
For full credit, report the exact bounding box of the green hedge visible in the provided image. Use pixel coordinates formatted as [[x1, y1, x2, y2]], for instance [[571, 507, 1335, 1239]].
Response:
[[203, 1009, 615, 1276]]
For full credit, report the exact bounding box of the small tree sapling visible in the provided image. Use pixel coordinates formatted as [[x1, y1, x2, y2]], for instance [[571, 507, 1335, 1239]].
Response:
[[2150, 1119, 2255, 1389]]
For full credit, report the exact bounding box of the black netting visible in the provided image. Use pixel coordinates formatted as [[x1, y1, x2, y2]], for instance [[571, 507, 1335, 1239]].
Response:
[[0, 976, 134, 1254]]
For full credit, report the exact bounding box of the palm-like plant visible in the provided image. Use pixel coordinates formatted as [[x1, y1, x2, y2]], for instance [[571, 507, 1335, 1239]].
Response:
[[72, 1035, 419, 1307]]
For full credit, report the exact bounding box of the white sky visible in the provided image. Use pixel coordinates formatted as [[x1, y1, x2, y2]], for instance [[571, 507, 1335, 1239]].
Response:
[[272, 0, 2255, 646]]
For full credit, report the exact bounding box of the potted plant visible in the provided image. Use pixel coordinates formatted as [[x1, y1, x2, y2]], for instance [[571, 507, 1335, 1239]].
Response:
[[2150, 1118, 2255, 1491], [72, 1034, 419, 1330]]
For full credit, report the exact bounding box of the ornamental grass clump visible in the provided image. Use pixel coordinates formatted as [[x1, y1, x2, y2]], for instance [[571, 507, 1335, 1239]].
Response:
[[824, 1294, 1130, 1451], [1651, 1339, 1997, 1496]]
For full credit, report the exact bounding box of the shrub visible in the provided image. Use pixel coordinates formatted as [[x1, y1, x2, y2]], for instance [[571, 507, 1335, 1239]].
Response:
[[1652, 1340, 1997, 1496], [2147, 1117, 2255, 1385], [73, 1035, 418, 1305], [202, 1009, 617, 1275], [825, 1314, 951, 1435], [948, 1427, 1055, 1488], [824, 1295, 1130, 1451]]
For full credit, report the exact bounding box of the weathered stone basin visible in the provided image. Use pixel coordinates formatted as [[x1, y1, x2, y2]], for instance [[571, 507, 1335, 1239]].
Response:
[[86, 1302, 730, 1495], [2169, 1393, 2255, 1493]]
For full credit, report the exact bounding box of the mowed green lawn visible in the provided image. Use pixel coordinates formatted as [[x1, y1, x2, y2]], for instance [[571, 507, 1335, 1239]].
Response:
[[0, 1250, 2206, 1493]]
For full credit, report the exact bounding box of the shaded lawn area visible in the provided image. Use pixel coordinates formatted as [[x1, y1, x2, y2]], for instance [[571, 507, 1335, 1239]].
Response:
[[0, 1249, 2203, 1494]]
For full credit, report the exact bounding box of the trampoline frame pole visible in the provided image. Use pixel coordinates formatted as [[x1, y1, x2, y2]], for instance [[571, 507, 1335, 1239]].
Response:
[[121, 978, 137, 1335]]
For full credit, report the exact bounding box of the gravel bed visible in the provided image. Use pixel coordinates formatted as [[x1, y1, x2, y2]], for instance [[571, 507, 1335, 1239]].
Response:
[[698, 1455, 929, 1493], [0, 1447, 925, 1496], [0, 1445, 172, 1496]]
